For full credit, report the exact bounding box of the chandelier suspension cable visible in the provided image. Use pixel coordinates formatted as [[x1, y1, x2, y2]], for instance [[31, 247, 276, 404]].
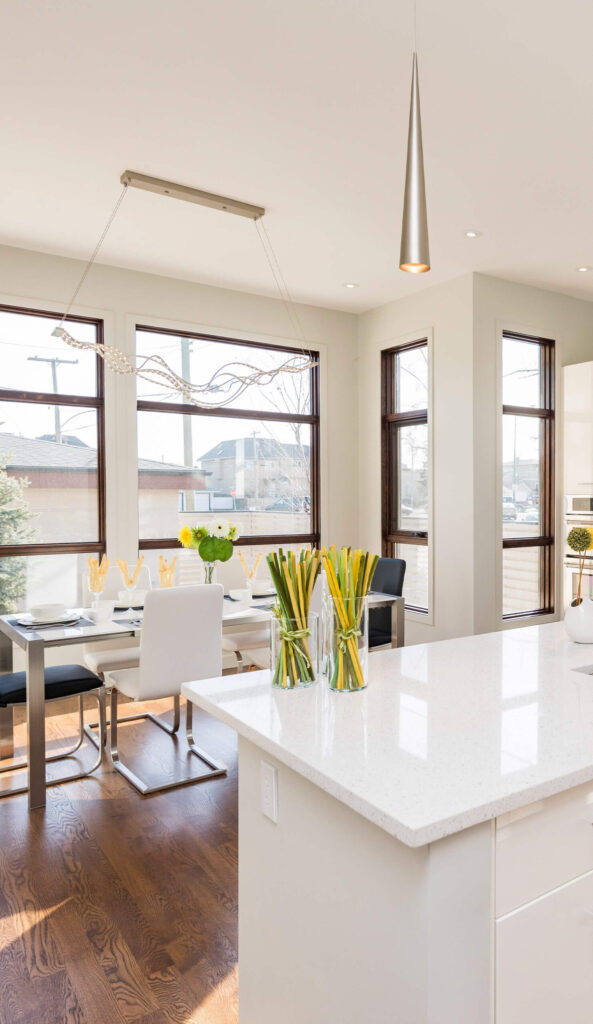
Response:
[[253, 217, 309, 350], [57, 183, 130, 328], [51, 175, 317, 408]]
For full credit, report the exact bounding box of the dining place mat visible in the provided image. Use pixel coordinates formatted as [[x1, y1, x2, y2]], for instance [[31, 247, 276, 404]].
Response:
[[8, 615, 95, 633]]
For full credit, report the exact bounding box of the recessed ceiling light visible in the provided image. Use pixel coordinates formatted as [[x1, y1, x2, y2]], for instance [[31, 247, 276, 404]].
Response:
[[576, 266, 591, 273], [343, 282, 359, 289], [464, 230, 481, 238]]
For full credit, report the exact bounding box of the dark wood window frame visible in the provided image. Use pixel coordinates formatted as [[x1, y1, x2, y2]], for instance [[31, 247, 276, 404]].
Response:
[[136, 324, 321, 551], [502, 331, 555, 620], [0, 304, 106, 559], [381, 339, 429, 613]]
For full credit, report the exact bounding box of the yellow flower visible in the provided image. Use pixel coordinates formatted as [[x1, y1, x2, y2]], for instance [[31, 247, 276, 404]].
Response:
[[178, 525, 193, 548], [588, 528, 593, 551]]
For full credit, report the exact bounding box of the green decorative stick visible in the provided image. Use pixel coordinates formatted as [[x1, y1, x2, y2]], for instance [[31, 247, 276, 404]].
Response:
[[267, 548, 321, 688]]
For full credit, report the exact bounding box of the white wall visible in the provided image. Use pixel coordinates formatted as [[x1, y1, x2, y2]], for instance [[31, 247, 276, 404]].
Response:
[[357, 271, 593, 645], [357, 274, 475, 644], [0, 243, 359, 559], [473, 273, 593, 634]]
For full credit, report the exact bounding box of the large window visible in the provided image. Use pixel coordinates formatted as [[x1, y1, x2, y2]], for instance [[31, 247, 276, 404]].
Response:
[[502, 332, 555, 618], [381, 340, 429, 612], [0, 305, 105, 611], [136, 326, 320, 550]]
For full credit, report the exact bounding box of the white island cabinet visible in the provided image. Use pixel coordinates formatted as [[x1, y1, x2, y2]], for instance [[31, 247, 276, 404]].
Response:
[[183, 622, 593, 1024]]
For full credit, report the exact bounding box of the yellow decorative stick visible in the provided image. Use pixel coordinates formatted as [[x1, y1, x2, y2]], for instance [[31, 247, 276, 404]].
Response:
[[116, 555, 145, 588], [238, 550, 263, 580]]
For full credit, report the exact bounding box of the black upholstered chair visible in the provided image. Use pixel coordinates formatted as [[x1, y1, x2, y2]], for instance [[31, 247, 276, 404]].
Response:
[[0, 664, 105, 798], [369, 558, 406, 649]]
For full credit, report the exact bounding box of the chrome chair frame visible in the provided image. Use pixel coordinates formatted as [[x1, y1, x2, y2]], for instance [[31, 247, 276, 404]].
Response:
[[0, 689, 106, 798], [83, 694, 181, 750], [107, 689, 226, 796]]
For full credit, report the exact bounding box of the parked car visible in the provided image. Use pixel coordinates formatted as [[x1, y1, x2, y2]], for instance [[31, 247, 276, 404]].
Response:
[[517, 508, 539, 524], [264, 497, 308, 513], [502, 499, 517, 521]]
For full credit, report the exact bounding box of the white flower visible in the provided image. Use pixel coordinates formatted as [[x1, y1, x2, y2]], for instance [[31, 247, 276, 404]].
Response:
[[212, 519, 230, 537]]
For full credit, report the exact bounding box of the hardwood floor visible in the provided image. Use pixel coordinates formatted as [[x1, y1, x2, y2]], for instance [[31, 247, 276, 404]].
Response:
[[0, 699, 239, 1024]]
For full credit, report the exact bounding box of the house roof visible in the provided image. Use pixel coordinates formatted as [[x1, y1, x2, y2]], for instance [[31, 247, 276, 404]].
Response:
[[198, 437, 310, 462], [0, 433, 207, 476]]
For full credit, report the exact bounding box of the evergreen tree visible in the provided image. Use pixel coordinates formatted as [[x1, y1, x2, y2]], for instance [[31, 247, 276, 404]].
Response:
[[0, 458, 33, 613]]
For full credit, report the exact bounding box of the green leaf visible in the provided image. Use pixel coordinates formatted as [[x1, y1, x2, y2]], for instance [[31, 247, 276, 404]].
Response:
[[198, 536, 233, 562]]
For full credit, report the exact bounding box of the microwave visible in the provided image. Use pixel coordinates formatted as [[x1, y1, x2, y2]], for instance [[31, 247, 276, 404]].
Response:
[[566, 495, 593, 517]]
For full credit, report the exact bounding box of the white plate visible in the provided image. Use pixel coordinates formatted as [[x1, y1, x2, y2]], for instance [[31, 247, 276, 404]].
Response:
[[251, 585, 276, 598], [17, 612, 81, 627], [114, 601, 145, 611]]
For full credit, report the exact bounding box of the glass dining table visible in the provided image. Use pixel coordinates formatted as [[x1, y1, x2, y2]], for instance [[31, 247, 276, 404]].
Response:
[[0, 592, 404, 812], [0, 599, 273, 811]]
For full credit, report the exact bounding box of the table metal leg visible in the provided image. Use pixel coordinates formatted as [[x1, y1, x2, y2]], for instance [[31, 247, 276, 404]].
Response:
[[26, 640, 46, 810], [391, 597, 405, 648], [0, 630, 14, 760]]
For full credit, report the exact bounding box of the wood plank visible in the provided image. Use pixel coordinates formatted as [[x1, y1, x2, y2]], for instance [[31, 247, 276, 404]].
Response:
[[0, 700, 239, 1024]]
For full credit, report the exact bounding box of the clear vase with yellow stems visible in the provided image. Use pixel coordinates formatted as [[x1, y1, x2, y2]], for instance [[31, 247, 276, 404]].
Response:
[[87, 555, 109, 608], [116, 555, 145, 617], [267, 549, 321, 689], [158, 554, 177, 588], [322, 546, 379, 693]]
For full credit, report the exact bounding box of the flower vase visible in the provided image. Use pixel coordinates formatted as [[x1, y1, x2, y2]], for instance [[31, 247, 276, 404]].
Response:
[[271, 613, 318, 689], [564, 599, 593, 643], [203, 561, 216, 584], [327, 595, 369, 692]]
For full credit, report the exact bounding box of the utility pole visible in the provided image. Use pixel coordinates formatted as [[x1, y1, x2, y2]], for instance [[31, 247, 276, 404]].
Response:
[[27, 355, 78, 443], [180, 338, 195, 511], [252, 429, 260, 506]]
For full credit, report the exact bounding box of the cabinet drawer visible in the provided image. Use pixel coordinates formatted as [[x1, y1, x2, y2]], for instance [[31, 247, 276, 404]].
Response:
[[496, 781, 593, 917], [496, 870, 593, 1024]]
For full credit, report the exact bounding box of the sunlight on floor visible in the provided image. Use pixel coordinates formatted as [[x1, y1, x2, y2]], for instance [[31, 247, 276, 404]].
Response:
[[189, 964, 238, 1023], [0, 899, 70, 953]]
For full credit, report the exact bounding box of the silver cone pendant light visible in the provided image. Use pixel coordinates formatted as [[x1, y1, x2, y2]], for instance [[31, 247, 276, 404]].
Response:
[[399, 52, 430, 273]]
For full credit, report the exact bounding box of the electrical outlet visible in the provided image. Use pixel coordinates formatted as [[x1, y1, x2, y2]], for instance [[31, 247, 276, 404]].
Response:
[[260, 760, 278, 823]]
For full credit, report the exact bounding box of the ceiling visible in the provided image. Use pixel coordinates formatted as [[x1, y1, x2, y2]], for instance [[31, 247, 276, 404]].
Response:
[[1, 0, 593, 314]]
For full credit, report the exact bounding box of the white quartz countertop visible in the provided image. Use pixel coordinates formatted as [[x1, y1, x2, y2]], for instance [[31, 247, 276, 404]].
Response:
[[182, 621, 593, 847]]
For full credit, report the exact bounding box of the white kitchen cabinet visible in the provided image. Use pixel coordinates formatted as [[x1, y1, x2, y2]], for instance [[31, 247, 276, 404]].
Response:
[[564, 361, 593, 494], [496, 781, 593, 916], [497, 870, 593, 1024]]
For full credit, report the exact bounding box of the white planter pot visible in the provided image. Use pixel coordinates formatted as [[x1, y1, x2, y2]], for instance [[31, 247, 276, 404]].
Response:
[[564, 599, 593, 643]]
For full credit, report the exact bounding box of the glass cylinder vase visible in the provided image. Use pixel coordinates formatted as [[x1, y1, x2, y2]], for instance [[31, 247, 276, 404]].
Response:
[[202, 561, 216, 584], [271, 612, 318, 689], [327, 596, 369, 693]]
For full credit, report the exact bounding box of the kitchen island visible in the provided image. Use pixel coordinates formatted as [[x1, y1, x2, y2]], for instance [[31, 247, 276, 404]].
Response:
[[183, 622, 593, 1024]]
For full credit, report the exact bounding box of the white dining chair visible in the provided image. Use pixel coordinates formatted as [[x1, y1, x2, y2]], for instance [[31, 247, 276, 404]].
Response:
[[104, 584, 226, 795]]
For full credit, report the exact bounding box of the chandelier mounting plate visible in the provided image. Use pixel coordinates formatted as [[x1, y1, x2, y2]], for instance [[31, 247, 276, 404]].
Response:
[[120, 170, 265, 221]]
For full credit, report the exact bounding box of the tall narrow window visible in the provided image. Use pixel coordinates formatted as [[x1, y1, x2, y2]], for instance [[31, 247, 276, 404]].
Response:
[[381, 340, 429, 612], [502, 332, 555, 618], [135, 326, 320, 556], [0, 305, 105, 611]]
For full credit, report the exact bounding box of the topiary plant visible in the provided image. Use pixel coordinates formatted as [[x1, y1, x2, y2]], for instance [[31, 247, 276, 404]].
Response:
[[567, 526, 593, 604]]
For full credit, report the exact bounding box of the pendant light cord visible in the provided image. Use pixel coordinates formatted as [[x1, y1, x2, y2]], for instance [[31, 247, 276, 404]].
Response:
[[57, 183, 129, 327], [413, 0, 417, 52]]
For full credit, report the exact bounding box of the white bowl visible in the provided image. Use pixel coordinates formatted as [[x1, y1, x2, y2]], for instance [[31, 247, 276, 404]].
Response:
[[88, 601, 114, 624], [28, 603, 66, 621], [251, 580, 274, 597]]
